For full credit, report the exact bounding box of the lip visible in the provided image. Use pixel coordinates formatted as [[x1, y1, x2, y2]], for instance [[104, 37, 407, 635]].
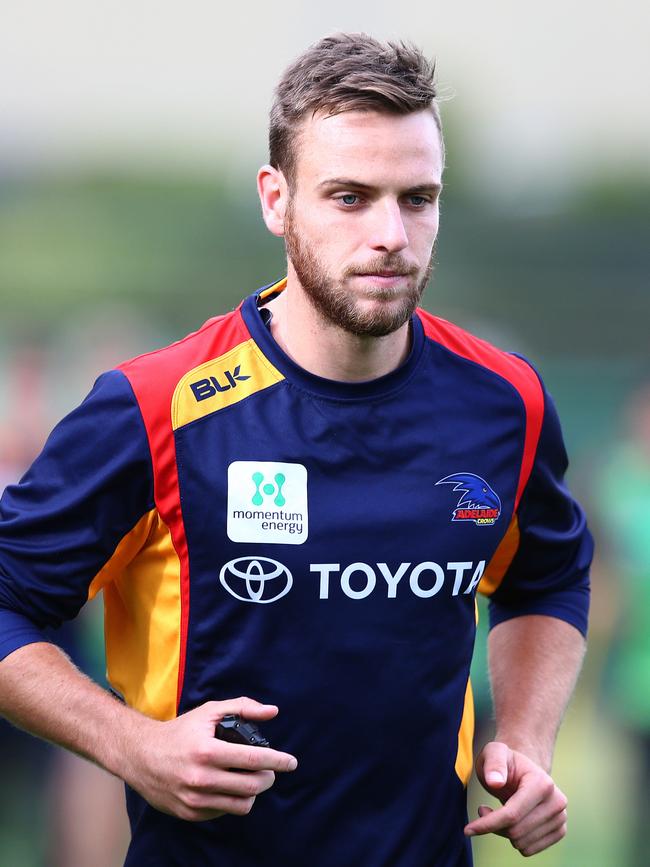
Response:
[[353, 272, 411, 286], [357, 271, 408, 278]]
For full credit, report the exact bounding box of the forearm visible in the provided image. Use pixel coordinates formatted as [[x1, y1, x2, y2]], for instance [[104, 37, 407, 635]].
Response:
[[0, 641, 152, 780], [0, 641, 299, 821], [488, 614, 586, 771]]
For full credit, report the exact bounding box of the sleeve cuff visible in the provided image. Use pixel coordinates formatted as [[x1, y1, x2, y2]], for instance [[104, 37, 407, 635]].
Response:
[[0, 608, 50, 661], [488, 584, 590, 638]]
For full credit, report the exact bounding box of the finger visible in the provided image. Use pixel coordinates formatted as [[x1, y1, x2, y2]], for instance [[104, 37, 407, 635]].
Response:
[[516, 821, 568, 857], [510, 808, 567, 852], [174, 769, 277, 821], [178, 792, 258, 822], [465, 775, 547, 836], [465, 796, 538, 837], [214, 742, 298, 773], [206, 769, 276, 798], [506, 793, 568, 842], [465, 805, 494, 837], [476, 741, 510, 790], [207, 697, 280, 721]]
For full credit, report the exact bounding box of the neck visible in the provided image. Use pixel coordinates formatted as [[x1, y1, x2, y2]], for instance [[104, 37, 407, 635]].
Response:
[[263, 277, 412, 382]]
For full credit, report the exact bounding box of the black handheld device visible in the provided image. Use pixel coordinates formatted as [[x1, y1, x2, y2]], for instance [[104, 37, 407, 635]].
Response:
[[215, 714, 270, 748]]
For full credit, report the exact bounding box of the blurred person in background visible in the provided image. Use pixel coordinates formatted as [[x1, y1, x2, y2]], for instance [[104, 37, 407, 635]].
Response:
[[0, 346, 131, 866], [596, 383, 650, 867], [0, 33, 593, 866]]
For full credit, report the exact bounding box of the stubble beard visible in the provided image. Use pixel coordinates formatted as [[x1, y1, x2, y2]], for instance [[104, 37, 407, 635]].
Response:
[[284, 203, 434, 338]]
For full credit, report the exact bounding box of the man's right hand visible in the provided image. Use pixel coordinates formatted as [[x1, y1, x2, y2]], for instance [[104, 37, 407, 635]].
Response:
[[0, 646, 296, 822], [123, 696, 298, 822]]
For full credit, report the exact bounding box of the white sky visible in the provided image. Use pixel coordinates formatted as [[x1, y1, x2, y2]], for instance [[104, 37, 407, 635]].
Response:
[[2, 0, 648, 191]]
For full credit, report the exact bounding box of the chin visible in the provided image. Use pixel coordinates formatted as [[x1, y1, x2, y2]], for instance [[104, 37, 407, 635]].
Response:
[[347, 303, 414, 338]]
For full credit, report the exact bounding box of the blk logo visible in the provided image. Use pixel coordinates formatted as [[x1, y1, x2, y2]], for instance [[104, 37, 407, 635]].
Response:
[[219, 557, 293, 604], [190, 366, 250, 401], [251, 471, 286, 506]]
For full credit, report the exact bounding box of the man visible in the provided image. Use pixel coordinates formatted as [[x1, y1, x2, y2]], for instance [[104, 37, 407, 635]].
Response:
[[0, 33, 592, 866]]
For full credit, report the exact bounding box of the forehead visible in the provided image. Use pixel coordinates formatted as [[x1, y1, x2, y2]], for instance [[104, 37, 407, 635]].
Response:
[[294, 109, 444, 188]]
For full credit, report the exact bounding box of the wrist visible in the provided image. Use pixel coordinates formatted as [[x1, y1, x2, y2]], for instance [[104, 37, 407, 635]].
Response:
[[493, 732, 553, 772], [96, 698, 156, 781]]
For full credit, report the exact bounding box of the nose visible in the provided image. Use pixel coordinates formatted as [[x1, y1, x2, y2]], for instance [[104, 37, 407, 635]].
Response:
[[368, 199, 409, 254]]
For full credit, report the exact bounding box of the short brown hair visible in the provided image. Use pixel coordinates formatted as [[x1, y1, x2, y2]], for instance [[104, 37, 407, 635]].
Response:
[[269, 33, 442, 186]]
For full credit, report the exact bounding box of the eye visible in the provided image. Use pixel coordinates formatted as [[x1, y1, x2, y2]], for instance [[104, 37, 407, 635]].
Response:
[[407, 195, 429, 207], [337, 193, 360, 206]]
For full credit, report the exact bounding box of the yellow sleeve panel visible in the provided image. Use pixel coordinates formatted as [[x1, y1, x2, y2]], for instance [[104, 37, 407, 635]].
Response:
[[454, 677, 475, 786], [88, 509, 182, 721], [477, 515, 520, 597]]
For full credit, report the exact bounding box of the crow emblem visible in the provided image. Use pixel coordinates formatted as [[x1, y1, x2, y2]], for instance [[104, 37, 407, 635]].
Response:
[[435, 473, 501, 525]]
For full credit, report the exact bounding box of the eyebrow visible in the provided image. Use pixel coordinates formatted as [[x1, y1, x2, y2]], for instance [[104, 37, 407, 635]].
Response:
[[317, 177, 442, 194]]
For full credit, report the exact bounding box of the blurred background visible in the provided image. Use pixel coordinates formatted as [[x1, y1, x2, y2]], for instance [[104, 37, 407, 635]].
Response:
[[1, 1, 648, 864]]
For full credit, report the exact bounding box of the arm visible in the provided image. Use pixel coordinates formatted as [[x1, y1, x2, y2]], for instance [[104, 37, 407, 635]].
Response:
[[0, 371, 296, 819], [0, 641, 298, 821], [465, 614, 585, 856], [489, 614, 585, 770], [465, 366, 592, 855]]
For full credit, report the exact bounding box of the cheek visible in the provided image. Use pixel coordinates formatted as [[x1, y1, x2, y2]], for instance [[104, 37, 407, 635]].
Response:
[[312, 208, 349, 238], [301, 204, 363, 254], [293, 200, 333, 241], [408, 214, 439, 256]]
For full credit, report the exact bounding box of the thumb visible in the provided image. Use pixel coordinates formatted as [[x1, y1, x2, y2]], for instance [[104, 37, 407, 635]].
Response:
[[206, 696, 280, 722], [478, 740, 510, 789]]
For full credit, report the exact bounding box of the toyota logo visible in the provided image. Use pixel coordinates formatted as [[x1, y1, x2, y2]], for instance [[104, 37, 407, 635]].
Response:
[[219, 557, 293, 604]]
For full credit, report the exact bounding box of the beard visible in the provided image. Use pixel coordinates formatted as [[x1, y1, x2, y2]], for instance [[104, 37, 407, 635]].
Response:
[[284, 204, 434, 338]]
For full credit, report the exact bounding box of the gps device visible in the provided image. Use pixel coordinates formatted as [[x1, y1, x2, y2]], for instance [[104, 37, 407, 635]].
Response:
[[215, 714, 270, 748]]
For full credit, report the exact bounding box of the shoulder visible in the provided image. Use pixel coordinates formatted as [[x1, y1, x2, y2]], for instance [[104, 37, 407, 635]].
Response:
[[115, 306, 251, 419], [118, 306, 248, 387], [416, 307, 545, 416]]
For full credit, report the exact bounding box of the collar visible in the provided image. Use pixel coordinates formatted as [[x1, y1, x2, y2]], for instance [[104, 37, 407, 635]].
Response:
[[240, 280, 426, 402]]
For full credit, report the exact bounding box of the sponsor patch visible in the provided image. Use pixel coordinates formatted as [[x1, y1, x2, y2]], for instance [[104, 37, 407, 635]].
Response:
[[227, 460, 308, 544]]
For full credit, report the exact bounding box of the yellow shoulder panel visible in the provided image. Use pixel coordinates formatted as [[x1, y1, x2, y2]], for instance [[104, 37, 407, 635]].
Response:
[[172, 338, 284, 431]]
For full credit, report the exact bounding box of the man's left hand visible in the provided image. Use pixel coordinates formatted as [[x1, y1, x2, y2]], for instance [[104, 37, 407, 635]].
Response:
[[464, 741, 568, 857]]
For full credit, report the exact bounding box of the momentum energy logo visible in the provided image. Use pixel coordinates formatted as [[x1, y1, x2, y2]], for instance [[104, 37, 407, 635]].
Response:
[[227, 461, 308, 544]]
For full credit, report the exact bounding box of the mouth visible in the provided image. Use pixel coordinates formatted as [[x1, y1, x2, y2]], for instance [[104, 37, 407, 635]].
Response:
[[352, 271, 413, 288], [356, 270, 410, 278]]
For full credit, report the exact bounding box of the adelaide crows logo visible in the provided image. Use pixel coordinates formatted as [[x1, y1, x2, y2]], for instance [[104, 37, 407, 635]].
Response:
[[436, 473, 501, 526]]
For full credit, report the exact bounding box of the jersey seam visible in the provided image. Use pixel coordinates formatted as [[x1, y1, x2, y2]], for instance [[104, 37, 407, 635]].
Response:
[[113, 369, 157, 510]]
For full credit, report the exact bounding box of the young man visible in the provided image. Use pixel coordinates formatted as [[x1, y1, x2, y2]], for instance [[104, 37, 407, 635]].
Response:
[[0, 34, 592, 866]]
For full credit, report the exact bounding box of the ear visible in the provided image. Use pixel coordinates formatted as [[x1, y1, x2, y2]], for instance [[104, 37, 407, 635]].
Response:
[[257, 165, 288, 237]]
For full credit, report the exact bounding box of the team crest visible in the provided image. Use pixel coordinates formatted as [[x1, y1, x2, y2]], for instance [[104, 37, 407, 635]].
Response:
[[435, 473, 501, 526]]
